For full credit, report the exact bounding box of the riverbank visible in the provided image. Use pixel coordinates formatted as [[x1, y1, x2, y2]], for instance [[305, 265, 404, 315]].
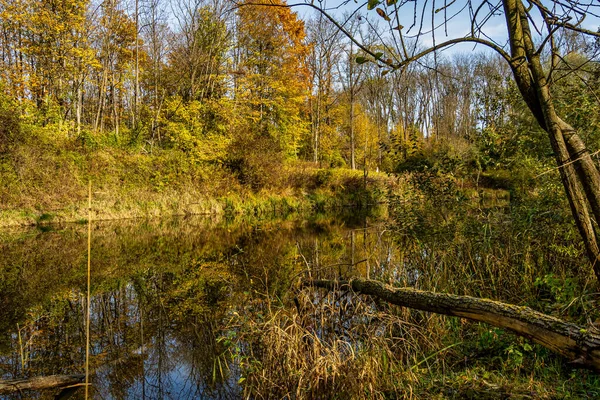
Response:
[[0, 138, 395, 227]]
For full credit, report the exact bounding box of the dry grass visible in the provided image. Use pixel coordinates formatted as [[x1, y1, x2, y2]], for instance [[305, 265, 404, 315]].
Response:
[[231, 280, 600, 399], [233, 285, 441, 399], [225, 177, 600, 399]]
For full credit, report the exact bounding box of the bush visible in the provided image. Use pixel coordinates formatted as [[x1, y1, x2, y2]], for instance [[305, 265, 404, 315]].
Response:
[[225, 131, 284, 190], [393, 138, 470, 176]]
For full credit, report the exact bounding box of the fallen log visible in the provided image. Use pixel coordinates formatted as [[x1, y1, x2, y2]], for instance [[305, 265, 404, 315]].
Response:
[[0, 344, 146, 396], [310, 278, 600, 372], [0, 374, 85, 394]]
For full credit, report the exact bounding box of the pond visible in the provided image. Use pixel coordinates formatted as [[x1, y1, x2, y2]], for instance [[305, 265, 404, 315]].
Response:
[[1, 199, 599, 399], [0, 213, 399, 399]]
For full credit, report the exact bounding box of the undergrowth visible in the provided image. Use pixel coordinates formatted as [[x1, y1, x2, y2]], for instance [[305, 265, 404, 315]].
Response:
[[0, 125, 392, 226]]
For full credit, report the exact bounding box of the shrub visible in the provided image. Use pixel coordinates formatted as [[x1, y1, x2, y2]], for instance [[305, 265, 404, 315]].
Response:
[[225, 130, 284, 190]]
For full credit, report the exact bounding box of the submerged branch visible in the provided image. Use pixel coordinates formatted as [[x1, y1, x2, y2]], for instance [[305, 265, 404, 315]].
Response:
[[309, 278, 600, 372], [0, 345, 146, 395], [0, 374, 85, 394]]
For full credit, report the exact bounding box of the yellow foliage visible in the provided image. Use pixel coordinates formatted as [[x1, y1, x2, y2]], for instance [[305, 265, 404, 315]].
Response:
[[236, 0, 311, 157]]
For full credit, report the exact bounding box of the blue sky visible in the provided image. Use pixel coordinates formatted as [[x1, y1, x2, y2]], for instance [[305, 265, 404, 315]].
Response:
[[291, 0, 600, 58]]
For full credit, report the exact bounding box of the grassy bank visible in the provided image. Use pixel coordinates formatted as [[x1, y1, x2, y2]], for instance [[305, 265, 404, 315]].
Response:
[[0, 128, 393, 227]]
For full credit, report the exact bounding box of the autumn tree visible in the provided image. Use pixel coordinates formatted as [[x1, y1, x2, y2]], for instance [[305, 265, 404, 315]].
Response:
[[92, 0, 137, 137], [430, 56, 477, 140], [169, 2, 229, 102], [160, 2, 233, 162], [306, 13, 344, 165], [337, 14, 368, 170], [0, 0, 95, 128], [360, 60, 394, 171], [235, 0, 310, 157], [139, 0, 170, 144]]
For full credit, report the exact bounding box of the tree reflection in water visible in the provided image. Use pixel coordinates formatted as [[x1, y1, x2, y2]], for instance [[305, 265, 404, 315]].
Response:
[[0, 214, 388, 399]]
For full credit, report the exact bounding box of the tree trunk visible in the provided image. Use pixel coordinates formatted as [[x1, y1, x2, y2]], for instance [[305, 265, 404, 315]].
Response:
[[94, 68, 108, 133], [315, 87, 321, 164], [133, 0, 140, 130], [310, 278, 600, 371], [502, 0, 600, 282], [76, 77, 82, 136]]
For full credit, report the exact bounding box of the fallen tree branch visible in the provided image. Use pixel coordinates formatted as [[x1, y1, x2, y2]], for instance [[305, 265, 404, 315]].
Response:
[[0, 344, 147, 396], [0, 374, 85, 394], [309, 278, 600, 372]]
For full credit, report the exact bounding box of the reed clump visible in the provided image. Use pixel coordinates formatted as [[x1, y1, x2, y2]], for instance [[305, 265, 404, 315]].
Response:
[[232, 287, 437, 399]]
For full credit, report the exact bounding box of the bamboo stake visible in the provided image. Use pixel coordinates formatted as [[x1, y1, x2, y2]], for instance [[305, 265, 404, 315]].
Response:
[[17, 323, 24, 370], [85, 180, 92, 399]]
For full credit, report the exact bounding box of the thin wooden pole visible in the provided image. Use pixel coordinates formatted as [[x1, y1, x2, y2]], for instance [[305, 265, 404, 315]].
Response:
[[17, 323, 24, 370], [85, 180, 92, 399]]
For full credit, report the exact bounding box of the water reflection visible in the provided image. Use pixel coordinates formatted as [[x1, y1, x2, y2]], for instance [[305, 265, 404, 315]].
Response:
[[3, 201, 594, 398], [0, 214, 395, 399]]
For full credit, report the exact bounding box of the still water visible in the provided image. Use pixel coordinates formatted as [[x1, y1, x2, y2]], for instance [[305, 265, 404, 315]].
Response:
[[0, 214, 399, 399], [2, 200, 595, 399]]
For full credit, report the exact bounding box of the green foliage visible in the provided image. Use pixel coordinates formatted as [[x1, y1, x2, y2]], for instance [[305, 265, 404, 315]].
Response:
[[327, 152, 347, 168], [553, 53, 600, 149], [77, 128, 101, 150], [391, 136, 474, 178], [166, 6, 230, 102], [534, 274, 580, 314], [315, 168, 332, 187], [162, 97, 232, 163], [36, 212, 55, 224], [471, 127, 512, 170], [411, 171, 461, 201], [469, 327, 537, 373], [477, 155, 542, 195], [504, 340, 533, 371]]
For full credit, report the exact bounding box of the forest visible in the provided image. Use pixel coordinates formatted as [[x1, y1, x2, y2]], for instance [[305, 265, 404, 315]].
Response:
[[0, 0, 599, 398], [0, 0, 596, 216]]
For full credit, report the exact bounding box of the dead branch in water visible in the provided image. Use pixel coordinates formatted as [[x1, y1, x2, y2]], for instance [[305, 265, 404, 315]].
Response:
[[0, 374, 85, 395]]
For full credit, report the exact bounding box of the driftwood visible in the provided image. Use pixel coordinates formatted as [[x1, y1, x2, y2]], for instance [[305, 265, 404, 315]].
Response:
[[0, 374, 85, 395], [310, 278, 600, 372]]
